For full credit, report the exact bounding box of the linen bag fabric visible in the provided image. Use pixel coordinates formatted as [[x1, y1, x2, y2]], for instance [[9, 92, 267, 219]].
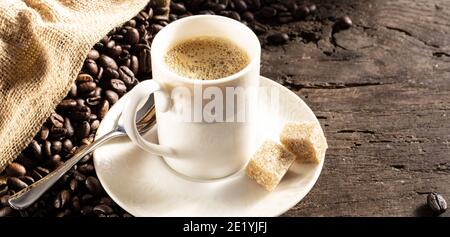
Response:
[[0, 0, 169, 171]]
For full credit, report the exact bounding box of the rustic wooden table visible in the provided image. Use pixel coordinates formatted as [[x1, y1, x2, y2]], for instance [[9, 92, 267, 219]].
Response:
[[266, 0, 450, 216]]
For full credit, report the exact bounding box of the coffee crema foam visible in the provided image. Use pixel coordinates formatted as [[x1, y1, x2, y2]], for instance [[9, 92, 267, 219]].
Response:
[[164, 36, 250, 80]]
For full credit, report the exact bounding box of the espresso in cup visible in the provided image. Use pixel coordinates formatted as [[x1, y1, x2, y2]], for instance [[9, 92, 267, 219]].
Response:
[[164, 36, 250, 80]]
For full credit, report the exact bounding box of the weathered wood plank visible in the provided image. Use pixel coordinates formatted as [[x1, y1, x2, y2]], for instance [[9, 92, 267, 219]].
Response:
[[263, 0, 450, 216]]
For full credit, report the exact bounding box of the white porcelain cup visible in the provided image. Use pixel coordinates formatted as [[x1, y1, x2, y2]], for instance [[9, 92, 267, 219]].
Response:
[[123, 15, 261, 180]]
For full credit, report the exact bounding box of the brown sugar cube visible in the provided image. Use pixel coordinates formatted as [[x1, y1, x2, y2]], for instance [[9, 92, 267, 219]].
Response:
[[280, 122, 328, 164], [246, 140, 296, 191]]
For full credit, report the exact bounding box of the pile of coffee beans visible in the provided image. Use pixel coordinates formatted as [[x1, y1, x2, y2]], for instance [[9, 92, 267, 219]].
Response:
[[170, 0, 318, 45], [0, 0, 168, 217], [0, 0, 334, 217]]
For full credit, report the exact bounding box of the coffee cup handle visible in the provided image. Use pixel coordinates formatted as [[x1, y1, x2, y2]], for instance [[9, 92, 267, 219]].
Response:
[[123, 80, 176, 157]]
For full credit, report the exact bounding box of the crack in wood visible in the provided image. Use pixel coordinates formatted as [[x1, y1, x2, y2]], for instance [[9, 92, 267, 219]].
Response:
[[391, 164, 406, 170], [337, 129, 376, 134], [433, 52, 450, 58], [384, 26, 441, 49], [368, 140, 393, 143], [284, 81, 388, 90]]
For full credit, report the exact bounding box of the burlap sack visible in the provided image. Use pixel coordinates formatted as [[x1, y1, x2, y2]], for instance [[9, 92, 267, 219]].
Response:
[[0, 0, 169, 171]]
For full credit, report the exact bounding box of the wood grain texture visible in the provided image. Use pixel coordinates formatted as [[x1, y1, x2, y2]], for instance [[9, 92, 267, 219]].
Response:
[[269, 0, 450, 216]]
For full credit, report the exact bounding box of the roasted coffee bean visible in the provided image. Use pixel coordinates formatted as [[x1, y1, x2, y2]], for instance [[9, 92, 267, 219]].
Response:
[[76, 98, 85, 106], [124, 27, 140, 45], [427, 192, 447, 215], [69, 179, 78, 193], [99, 196, 114, 206], [20, 176, 34, 186], [98, 55, 118, 70], [74, 171, 87, 182], [0, 185, 8, 196], [130, 55, 139, 75], [29, 140, 42, 160], [64, 118, 74, 137], [57, 99, 77, 111], [0, 207, 14, 217], [90, 120, 100, 131], [94, 87, 102, 97], [60, 190, 71, 208], [104, 67, 120, 80], [5, 162, 26, 177], [97, 66, 104, 81], [294, 5, 310, 19], [108, 45, 123, 59], [93, 42, 104, 51], [105, 90, 119, 105], [86, 96, 102, 106], [78, 164, 94, 175], [76, 73, 94, 83], [233, 0, 248, 12], [35, 166, 50, 176], [70, 105, 91, 121], [308, 4, 317, 14], [30, 170, 43, 181], [283, 0, 298, 12], [49, 127, 67, 139], [87, 49, 100, 60], [42, 140, 52, 158], [7, 177, 28, 191], [267, 32, 289, 45], [251, 21, 268, 34], [51, 141, 62, 154], [84, 59, 99, 76], [260, 6, 277, 18], [336, 15, 353, 29], [278, 12, 293, 23], [49, 113, 64, 128], [138, 48, 151, 75], [169, 13, 178, 21], [78, 81, 97, 93], [49, 154, 62, 168], [76, 121, 90, 140], [270, 3, 288, 12], [242, 11, 254, 21], [170, 2, 187, 14], [118, 66, 135, 86], [110, 79, 127, 94], [39, 126, 50, 141], [0, 195, 10, 206], [93, 204, 114, 215], [105, 39, 115, 49], [124, 19, 137, 28], [98, 100, 109, 119], [71, 196, 81, 212], [197, 10, 215, 15], [227, 11, 241, 21], [57, 174, 71, 188], [85, 176, 103, 195], [62, 139, 73, 154]]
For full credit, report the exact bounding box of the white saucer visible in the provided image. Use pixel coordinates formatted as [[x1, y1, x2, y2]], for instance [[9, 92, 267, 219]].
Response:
[[93, 76, 325, 217]]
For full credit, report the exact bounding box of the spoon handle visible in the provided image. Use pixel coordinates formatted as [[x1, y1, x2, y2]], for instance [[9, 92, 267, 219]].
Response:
[[8, 131, 122, 210]]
